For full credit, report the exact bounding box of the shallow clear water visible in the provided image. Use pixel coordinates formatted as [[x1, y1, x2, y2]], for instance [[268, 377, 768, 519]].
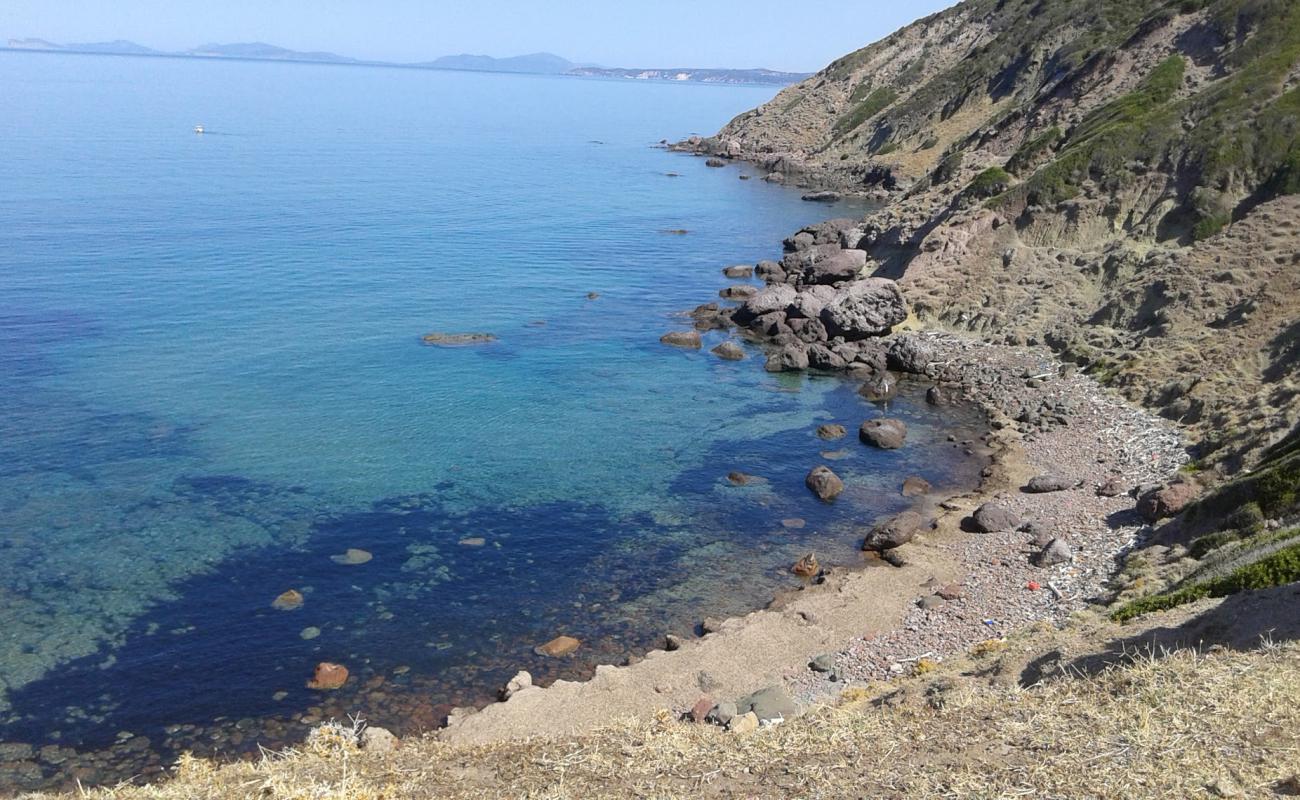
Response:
[[0, 51, 986, 789]]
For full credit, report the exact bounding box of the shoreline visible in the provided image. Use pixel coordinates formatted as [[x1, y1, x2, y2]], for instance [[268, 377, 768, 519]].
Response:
[[438, 320, 1186, 743]]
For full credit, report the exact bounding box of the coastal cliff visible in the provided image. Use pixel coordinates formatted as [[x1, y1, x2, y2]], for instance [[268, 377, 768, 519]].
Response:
[[679, 0, 1300, 619]]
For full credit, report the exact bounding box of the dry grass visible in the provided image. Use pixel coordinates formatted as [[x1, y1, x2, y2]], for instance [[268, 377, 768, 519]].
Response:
[[25, 639, 1300, 800]]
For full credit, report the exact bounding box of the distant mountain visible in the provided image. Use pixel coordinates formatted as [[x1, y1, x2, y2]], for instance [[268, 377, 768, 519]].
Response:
[[2, 38, 807, 85], [186, 42, 356, 63], [568, 66, 811, 86], [420, 52, 576, 74]]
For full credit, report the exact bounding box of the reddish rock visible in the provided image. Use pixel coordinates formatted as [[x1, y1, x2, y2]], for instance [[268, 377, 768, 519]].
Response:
[[535, 635, 582, 658], [271, 589, 304, 611], [1137, 482, 1199, 522], [307, 662, 349, 690], [792, 553, 820, 577], [690, 696, 715, 723], [936, 583, 964, 601]]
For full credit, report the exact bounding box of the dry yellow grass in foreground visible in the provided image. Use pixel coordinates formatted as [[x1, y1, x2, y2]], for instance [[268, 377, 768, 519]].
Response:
[[27, 637, 1300, 800]]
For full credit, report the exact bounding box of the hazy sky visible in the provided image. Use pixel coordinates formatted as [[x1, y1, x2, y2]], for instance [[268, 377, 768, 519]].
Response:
[[1, 1, 957, 73]]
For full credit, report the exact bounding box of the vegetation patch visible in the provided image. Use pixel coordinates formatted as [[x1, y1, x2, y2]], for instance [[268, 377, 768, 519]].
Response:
[[1112, 535, 1300, 621], [832, 86, 899, 138], [964, 166, 1013, 198]]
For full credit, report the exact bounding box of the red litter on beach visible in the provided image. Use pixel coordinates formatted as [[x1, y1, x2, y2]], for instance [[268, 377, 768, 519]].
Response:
[[1027, 581, 1042, 591]]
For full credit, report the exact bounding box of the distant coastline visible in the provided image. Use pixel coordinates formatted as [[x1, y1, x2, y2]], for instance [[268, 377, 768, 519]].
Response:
[[2, 38, 810, 86]]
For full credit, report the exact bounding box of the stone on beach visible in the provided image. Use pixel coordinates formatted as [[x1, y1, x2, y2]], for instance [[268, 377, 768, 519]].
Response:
[[711, 341, 746, 361], [862, 510, 924, 551], [860, 418, 907, 449], [330, 548, 373, 565], [728, 711, 759, 733], [306, 662, 349, 690], [660, 330, 703, 349], [1024, 475, 1074, 493], [971, 503, 1020, 533], [1034, 538, 1075, 567], [501, 671, 532, 700], [805, 465, 844, 501], [1137, 482, 1199, 522], [271, 589, 304, 611], [534, 635, 582, 658], [737, 685, 796, 723]]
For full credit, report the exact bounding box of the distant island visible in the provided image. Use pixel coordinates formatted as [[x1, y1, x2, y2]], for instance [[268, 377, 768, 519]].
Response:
[[2, 38, 809, 85]]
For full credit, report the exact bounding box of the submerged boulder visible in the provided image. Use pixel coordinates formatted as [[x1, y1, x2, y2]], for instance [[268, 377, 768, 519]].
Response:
[[421, 332, 497, 346], [805, 466, 844, 501], [534, 635, 582, 657], [271, 589, 304, 611], [859, 418, 907, 449], [711, 341, 746, 361], [660, 330, 703, 349], [765, 344, 810, 372], [307, 662, 349, 690]]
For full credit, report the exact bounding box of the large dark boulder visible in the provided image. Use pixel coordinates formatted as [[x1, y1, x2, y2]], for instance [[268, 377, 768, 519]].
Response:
[[765, 344, 809, 372], [1137, 482, 1199, 522], [807, 343, 847, 370], [1024, 475, 1075, 493], [862, 510, 924, 551], [733, 285, 797, 326], [782, 244, 868, 286], [819, 279, 908, 340], [887, 334, 938, 375], [971, 502, 1020, 533], [859, 418, 907, 449]]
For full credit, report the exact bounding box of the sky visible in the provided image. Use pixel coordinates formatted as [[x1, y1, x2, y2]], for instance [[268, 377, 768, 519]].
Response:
[[1, 1, 957, 73]]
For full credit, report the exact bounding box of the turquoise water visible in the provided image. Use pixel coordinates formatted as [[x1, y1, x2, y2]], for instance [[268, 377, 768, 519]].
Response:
[[0, 51, 986, 789]]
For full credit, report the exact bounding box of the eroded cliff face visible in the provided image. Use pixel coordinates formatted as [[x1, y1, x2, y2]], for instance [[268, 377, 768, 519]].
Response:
[[686, 0, 1300, 471]]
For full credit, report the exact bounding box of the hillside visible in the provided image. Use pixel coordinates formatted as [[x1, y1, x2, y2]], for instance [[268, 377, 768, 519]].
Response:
[[688, 0, 1300, 472]]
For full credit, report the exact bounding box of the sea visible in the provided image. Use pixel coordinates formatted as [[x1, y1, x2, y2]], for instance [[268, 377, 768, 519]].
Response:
[[0, 50, 986, 791]]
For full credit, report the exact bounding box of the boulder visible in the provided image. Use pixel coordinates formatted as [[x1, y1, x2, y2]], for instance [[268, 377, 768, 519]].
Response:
[[755, 260, 786, 283], [534, 635, 582, 657], [817, 423, 847, 440], [688, 302, 732, 331], [926, 385, 951, 406], [711, 341, 746, 361], [727, 471, 756, 485], [819, 279, 908, 339], [705, 157, 727, 167], [737, 685, 797, 723], [307, 662, 349, 690], [765, 344, 809, 372], [660, 330, 702, 349], [792, 317, 830, 344], [719, 284, 757, 300], [901, 476, 932, 497], [807, 343, 847, 370], [734, 284, 798, 325], [754, 311, 793, 339], [805, 466, 844, 501], [788, 285, 837, 319], [690, 695, 715, 723], [801, 191, 842, 202], [722, 264, 754, 279], [859, 418, 907, 449], [1137, 483, 1199, 522], [501, 670, 533, 700], [783, 244, 868, 286], [971, 502, 1020, 533], [863, 510, 924, 551], [707, 701, 738, 726], [665, 634, 683, 651], [858, 371, 899, 403], [886, 334, 938, 374], [785, 231, 816, 251], [1024, 475, 1074, 493], [1096, 476, 1127, 497], [1034, 538, 1074, 567]]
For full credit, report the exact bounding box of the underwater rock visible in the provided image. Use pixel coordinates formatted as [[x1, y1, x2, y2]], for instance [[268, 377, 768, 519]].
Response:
[[535, 635, 581, 657], [781, 518, 806, 529], [458, 537, 486, 547], [307, 662, 349, 690], [300, 627, 321, 640], [901, 476, 932, 497], [727, 471, 758, 486], [330, 548, 373, 565], [660, 330, 703, 349], [711, 341, 746, 361], [271, 589, 304, 611], [816, 423, 847, 440], [420, 332, 497, 346]]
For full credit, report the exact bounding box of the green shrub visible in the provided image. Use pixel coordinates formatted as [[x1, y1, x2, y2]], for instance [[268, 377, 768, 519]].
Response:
[[1007, 127, 1063, 176], [965, 166, 1013, 198], [833, 87, 899, 138]]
